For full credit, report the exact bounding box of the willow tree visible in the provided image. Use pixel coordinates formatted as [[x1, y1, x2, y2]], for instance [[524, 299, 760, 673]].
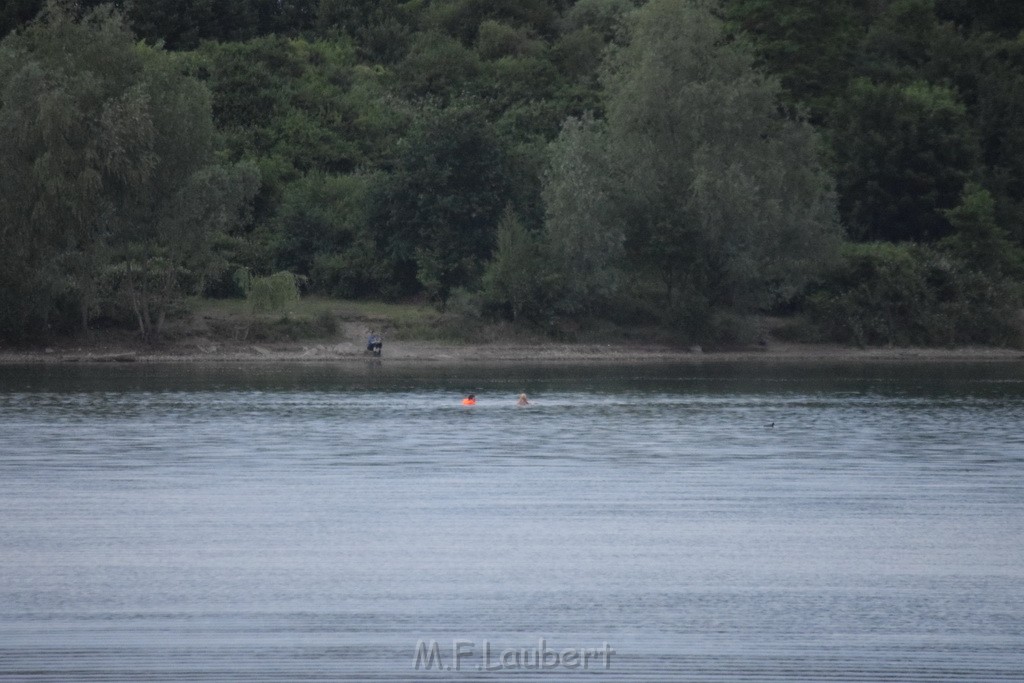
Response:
[[0, 2, 152, 339], [0, 1, 257, 342], [107, 46, 259, 342], [543, 0, 841, 322]]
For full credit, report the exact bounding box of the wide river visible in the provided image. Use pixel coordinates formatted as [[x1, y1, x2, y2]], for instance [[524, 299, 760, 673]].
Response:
[[1, 361, 1023, 681]]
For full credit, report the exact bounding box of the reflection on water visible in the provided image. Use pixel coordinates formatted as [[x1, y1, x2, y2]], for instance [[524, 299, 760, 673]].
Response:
[[1, 362, 1024, 681]]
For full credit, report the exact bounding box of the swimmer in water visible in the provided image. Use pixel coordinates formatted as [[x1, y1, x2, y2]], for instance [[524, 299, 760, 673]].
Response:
[[516, 393, 529, 406], [462, 394, 477, 406]]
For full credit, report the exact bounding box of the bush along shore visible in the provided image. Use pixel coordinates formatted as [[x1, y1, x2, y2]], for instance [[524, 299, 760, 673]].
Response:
[[2, 298, 1023, 365]]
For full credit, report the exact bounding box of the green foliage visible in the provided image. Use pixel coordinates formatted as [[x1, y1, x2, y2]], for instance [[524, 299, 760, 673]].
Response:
[[542, 114, 623, 314], [125, 0, 319, 49], [726, 0, 866, 116], [545, 0, 841, 325], [0, 2, 259, 342], [478, 55, 561, 118], [808, 242, 938, 346], [940, 183, 1024, 277], [396, 31, 481, 101], [0, 0, 43, 39], [481, 207, 547, 321], [245, 271, 300, 314], [831, 79, 979, 242], [858, 0, 941, 84], [370, 104, 512, 302], [476, 20, 546, 60], [936, 0, 1024, 38], [316, 0, 409, 61], [272, 172, 372, 274], [967, 35, 1024, 242], [194, 36, 362, 174], [0, 2, 151, 339], [5, 0, 1024, 348], [562, 0, 632, 40], [421, 0, 559, 45], [807, 242, 1023, 347], [550, 27, 605, 82], [275, 172, 384, 298]]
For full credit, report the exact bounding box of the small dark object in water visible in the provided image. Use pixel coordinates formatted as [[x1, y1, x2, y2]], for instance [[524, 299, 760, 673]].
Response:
[[764, 422, 775, 428]]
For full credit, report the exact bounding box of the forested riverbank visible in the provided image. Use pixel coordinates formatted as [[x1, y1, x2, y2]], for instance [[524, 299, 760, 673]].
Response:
[[2, 0, 1023, 349]]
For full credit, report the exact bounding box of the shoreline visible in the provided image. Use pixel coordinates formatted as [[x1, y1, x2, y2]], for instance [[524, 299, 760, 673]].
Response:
[[2, 340, 1023, 365]]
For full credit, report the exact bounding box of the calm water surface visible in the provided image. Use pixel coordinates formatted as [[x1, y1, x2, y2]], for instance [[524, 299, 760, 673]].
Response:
[[1, 362, 1023, 681]]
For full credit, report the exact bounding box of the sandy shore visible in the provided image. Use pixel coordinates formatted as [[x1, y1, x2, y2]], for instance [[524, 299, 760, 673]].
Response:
[[2, 339, 1023, 365]]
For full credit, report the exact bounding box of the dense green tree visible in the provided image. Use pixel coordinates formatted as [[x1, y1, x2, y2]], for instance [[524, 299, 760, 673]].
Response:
[[371, 105, 511, 302], [421, 0, 561, 45], [316, 0, 411, 63], [970, 36, 1024, 242], [190, 35, 405, 236], [272, 171, 383, 297], [125, 0, 318, 49], [194, 37, 361, 172], [1, 0, 43, 38], [128, 0, 252, 48], [808, 240, 1023, 347], [274, 172, 368, 275], [856, 0, 941, 84], [550, 26, 604, 82], [935, 0, 1024, 37], [114, 161, 260, 341], [726, 0, 866, 116], [0, 2, 153, 337], [477, 55, 561, 117], [561, 0, 633, 40], [808, 242, 943, 346], [5, 0, 1023, 347], [830, 79, 979, 242], [481, 207, 547, 321], [475, 19, 546, 59], [548, 0, 840, 321], [939, 183, 1023, 277], [0, 2, 258, 341], [395, 31, 481, 101], [541, 115, 623, 314]]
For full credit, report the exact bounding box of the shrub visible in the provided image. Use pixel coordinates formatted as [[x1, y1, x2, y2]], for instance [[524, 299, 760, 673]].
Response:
[[807, 242, 1024, 346]]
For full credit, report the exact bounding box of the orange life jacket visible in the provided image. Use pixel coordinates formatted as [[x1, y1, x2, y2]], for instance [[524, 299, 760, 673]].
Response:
[[462, 398, 476, 406]]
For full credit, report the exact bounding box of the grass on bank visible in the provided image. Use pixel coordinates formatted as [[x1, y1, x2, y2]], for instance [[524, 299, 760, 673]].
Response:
[[179, 295, 556, 345], [176, 295, 703, 347]]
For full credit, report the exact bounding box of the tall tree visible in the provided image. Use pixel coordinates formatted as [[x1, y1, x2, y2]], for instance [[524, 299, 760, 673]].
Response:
[[0, 1, 258, 341], [371, 104, 511, 302], [543, 0, 840, 320], [542, 115, 623, 314], [108, 46, 260, 341], [0, 1, 151, 337], [726, 0, 867, 117], [830, 79, 979, 242], [481, 206, 546, 321]]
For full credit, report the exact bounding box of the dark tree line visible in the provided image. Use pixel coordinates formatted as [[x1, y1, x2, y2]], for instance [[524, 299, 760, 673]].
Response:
[[2, 0, 1023, 345]]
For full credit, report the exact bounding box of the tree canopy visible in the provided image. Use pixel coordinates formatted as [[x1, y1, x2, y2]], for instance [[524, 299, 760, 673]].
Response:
[[2, 0, 1023, 346], [0, 1, 257, 341], [544, 0, 840, 324]]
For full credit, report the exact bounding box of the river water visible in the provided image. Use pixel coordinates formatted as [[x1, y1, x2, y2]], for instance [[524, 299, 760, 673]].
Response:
[[1, 361, 1023, 681]]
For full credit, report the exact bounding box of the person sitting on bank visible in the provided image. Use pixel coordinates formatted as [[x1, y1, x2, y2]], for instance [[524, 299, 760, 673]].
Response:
[[366, 331, 382, 355]]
